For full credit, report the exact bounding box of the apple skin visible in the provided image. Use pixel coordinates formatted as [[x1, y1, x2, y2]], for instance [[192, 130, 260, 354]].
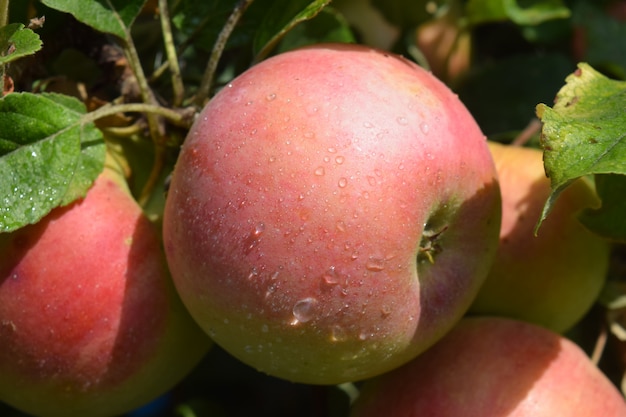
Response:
[[163, 43, 501, 384], [350, 316, 626, 417], [0, 157, 211, 417], [468, 142, 610, 333]]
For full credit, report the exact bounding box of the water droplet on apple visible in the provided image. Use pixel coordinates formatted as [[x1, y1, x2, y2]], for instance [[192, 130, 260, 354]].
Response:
[[336, 220, 346, 232], [314, 167, 325, 176], [420, 122, 430, 134], [322, 266, 339, 285], [381, 305, 392, 317], [338, 178, 348, 188], [266, 93, 276, 101], [335, 155, 345, 165], [247, 267, 259, 280], [261, 324, 269, 333], [330, 325, 348, 342], [365, 257, 385, 272], [367, 176, 377, 186], [291, 297, 317, 325], [327, 147, 337, 153], [396, 116, 408, 126], [363, 122, 373, 128]]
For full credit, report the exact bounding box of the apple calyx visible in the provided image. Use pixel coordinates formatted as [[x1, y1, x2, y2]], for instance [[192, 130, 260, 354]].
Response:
[[418, 224, 449, 264]]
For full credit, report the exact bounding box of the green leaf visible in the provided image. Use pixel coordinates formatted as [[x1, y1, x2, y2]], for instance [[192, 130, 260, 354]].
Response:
[[40, 0, 147, 39], [0, 23, 43, 66], [252, 0, 332, 62], [369, 0, 435, 29], [276, 7, 356, 53], [535, 63, 626, 231], [466, 0, 570, 26], [0, 93, 105, 233], [579, 174, 626, 242]]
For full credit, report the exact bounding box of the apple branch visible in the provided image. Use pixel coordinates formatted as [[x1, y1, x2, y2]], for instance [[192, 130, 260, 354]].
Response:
[[0, 0, 8, 88], [158, 0, 184, 107], [192, 0, 256, 108]]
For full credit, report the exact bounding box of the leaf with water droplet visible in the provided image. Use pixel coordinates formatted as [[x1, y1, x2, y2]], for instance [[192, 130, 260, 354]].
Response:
[[0, 93, 105, 233]]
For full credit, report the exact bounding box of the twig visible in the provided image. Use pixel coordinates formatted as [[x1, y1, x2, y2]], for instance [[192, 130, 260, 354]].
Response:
[[0, 0, 9, 88], [158, 0, 184, 106], [83, 102, 194, 127], [590, 321, 609, 366], [192, 0, 255, 108]]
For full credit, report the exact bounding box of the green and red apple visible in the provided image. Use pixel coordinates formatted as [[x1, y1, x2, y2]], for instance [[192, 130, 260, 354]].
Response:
[[0, 155, 211, 417], [163, 43, 501, 384], [350, 316, 626, 417], [469, 142, 610, 333]]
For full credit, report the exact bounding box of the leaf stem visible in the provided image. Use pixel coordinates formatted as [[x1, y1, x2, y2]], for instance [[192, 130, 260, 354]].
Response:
[[158, 0, 184, 107], [192, 0, 255, 108]]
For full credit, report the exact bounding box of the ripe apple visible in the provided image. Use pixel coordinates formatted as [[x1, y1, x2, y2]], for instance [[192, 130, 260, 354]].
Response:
[[350, 316, 626, 417], [468, 142, 610, 333], [0, 156, 212, 417], [163, 43, 501, 385]]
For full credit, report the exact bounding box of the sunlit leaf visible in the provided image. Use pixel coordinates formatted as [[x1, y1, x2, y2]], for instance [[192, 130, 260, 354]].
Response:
[[0, 93, 105, 233], [0, 23, 42, 66], [535, 63, 626, 233], [40, 0, 146, 38]]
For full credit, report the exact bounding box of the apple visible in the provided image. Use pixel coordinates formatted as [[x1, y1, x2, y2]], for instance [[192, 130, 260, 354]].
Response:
[[162, 43, 501, 385], [350, 316, 626, 417], [468, 142, 610, 333], [0, 155, 212, 417]]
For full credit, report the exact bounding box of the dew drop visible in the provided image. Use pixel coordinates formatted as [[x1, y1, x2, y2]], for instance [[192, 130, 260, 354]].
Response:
[[420, 122, 430, 134], [327, 147, 337, 153], [243, 223, 265, 254], [291, 297, 317, 324], [330, 325, 348, 342], [336, 220, 346, 232], [247, 267, 259, 281], [396, 116, 408, 126], [261, 324, 269, 333], [322, 266, 339, 285], [314, 167, 325, 176], [338, 177, 348, 188], [266, 93, 277, 101], [367, 176, 377, 186], [365, 257, 385, 272], [335, 155, 345, 165]]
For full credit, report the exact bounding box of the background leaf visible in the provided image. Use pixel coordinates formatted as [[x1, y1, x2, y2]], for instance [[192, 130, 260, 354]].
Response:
[[536, 62, 626, 229], [0, 93, 105, 233], [40, 0, 146, 39], [466, 0, 570, 26], [252, 0, 334, 62], [0, 24, 42, 66], [579, 174, 626, 242]]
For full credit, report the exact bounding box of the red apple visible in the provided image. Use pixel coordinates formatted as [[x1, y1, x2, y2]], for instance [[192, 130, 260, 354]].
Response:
[[350, 316, 626, 417], [0, 156, 211, 417], [469, 142, 610, 333], [163, 43, 501, 384]]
